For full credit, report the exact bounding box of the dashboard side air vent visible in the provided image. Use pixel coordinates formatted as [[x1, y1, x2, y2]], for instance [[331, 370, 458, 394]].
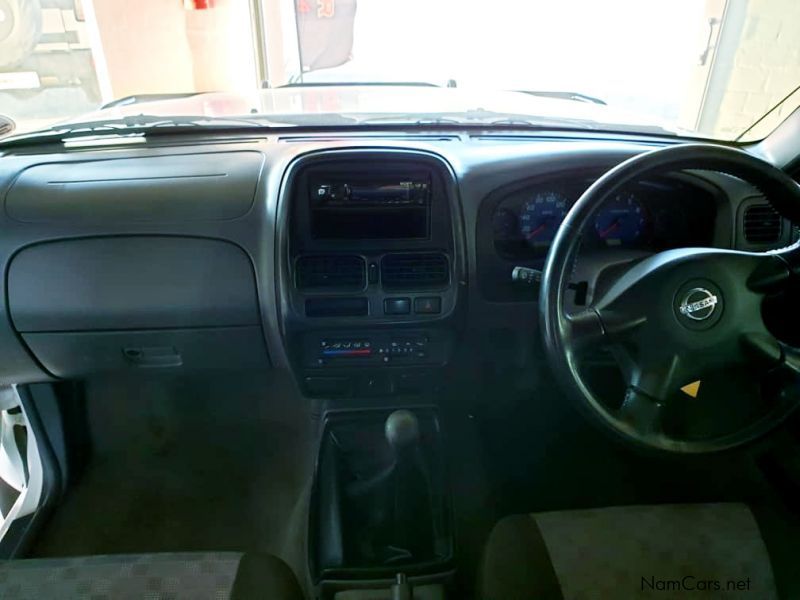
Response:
[[743, 203, 782, 244], [381, 252, 449, 290], [295, 255, 365, 291]]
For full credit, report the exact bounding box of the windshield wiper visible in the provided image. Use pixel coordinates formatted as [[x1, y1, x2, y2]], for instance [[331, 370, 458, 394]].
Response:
[[512, 90, 607, 105], [357, 109, 593, 128], [101, 93, 205, 109], [355, 110, 674, 136], [358, 114, 465, 126], [277, 81, 443, 89], [0, 114, 292, 147], [35, 114, 270, 134]]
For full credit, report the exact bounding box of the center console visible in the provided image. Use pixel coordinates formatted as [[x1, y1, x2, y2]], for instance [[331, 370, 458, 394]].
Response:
[[311, 409, 453, 599], [279, 150, 464, 399], [278, 150, 463, 598]]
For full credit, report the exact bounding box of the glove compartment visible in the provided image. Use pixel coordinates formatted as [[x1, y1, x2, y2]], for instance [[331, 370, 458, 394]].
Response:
[[7, 236, 268, 377]]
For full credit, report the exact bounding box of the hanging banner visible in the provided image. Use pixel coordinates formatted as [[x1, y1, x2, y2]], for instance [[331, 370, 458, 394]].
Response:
[[295, 0, 357, 72]]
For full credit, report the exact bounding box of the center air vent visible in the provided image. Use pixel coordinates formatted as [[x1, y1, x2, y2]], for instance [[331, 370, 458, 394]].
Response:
[[381, 252, 449, 290], [744, 203, 782, 244], [295, 255, 365, 291]]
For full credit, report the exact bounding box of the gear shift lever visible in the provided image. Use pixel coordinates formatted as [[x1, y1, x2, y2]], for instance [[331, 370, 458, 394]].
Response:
[[339, 410, 437, 566], [346, 410, 422, 498], [385, 409, 420, 452], [384, 410, 433, 561]]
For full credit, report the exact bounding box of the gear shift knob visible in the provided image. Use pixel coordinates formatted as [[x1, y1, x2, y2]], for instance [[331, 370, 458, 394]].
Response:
[[385, 410, 420, 451]]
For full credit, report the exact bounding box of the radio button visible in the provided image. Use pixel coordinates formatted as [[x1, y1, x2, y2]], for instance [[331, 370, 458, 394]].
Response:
[[384, 298, 411, 315], [414, 297, 442, 314]]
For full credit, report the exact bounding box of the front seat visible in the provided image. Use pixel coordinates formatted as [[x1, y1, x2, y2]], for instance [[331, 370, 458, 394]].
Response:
[[0, 551, 303, 599], [479, 503, 781, 599]]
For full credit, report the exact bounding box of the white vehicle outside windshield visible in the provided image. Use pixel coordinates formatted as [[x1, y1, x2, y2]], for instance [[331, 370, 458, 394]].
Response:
[[0, 0, 798, 141]]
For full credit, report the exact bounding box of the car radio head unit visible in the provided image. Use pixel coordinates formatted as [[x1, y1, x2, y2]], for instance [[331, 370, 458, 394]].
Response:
[[311, 179, 429, 207], [309, 171, 431, 240]]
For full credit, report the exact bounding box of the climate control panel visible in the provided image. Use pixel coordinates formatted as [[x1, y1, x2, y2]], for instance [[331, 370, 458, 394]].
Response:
[[300, 330, 447, 369], [320, 339, 373, 358], [298, 329, 453, 398], [313, 335, 431, 366]]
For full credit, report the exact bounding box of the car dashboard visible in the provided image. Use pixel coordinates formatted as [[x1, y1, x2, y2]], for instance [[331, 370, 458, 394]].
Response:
[[0, 133, 795, 398]]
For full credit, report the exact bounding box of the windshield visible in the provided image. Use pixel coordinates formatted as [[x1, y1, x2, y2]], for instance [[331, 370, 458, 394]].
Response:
[[1, 0, 798, 141]]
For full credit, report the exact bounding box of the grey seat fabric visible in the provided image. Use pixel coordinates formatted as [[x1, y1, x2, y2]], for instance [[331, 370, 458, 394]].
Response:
[[0, 551, 303, 600], [479, 503, 779, 600]]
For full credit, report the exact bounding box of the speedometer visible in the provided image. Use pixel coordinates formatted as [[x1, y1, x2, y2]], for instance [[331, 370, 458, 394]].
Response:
[[594, 192, 646, 245], [519, 191, 569, 247]]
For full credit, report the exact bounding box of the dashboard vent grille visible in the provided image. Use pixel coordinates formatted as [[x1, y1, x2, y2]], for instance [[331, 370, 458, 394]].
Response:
[[381, 253, 449, 290], [295, 255, 365, 291], [279, 134, 459, 142], [744, 203, 782, 244]]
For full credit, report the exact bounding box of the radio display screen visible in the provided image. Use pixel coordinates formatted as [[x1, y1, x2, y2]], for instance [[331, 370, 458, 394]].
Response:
[[309, 173, 431, 240]]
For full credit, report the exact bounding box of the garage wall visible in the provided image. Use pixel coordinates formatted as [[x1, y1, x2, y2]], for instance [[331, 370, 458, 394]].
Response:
[[699, 0, 800, 139], [91, 0, 195, 97], [91, 0, 257, 99]]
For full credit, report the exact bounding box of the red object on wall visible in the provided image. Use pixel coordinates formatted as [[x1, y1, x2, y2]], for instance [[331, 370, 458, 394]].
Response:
[[183, 0, 215, 10]]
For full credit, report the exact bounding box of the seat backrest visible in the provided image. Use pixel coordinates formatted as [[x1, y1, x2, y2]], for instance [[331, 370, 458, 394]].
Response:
[[0, 551, 303, 600], [480, 503, 777, 599]]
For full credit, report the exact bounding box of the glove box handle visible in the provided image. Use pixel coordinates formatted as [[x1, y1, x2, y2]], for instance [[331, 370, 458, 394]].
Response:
[[122, 346, 183, 368]]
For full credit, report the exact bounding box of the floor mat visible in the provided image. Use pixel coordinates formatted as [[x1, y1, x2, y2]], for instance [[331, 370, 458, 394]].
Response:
[[29, 372, 314, 577]]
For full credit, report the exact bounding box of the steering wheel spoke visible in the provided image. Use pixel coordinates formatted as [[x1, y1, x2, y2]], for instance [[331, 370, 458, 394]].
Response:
[[742, 332, 800, 374], [564, 305, 649, 354], [747, 254, 793, 293], [598, 308, 648, 340], [618, 350, 681, 400], [768, 345, 800, 410], [774, 244, 800, 278], [618, 387, 665, 437], [563, 309, 606, 351], [784, 345, 800, 375], [740, 333, 800, 416], [741, 332, 783, 368]]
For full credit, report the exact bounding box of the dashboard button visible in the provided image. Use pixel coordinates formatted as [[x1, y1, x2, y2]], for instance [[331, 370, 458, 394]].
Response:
[[414, 296, 441, 314], [384, 298, 411, 315]]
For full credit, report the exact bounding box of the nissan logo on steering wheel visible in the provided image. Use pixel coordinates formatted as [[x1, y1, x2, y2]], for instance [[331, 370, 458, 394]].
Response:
[[679, 288, 719, 321]]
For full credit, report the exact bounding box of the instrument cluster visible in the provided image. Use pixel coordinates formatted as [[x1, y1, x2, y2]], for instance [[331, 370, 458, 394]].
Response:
[[492, 178, 717, 259]]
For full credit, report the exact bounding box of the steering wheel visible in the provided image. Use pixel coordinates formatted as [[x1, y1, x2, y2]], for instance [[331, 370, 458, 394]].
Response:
[[541, 144, 800, 453]]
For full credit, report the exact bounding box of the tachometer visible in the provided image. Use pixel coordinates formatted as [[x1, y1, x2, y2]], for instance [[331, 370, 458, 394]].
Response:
[[594, 192, 646, 245], [519, 191, 569, 247]]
